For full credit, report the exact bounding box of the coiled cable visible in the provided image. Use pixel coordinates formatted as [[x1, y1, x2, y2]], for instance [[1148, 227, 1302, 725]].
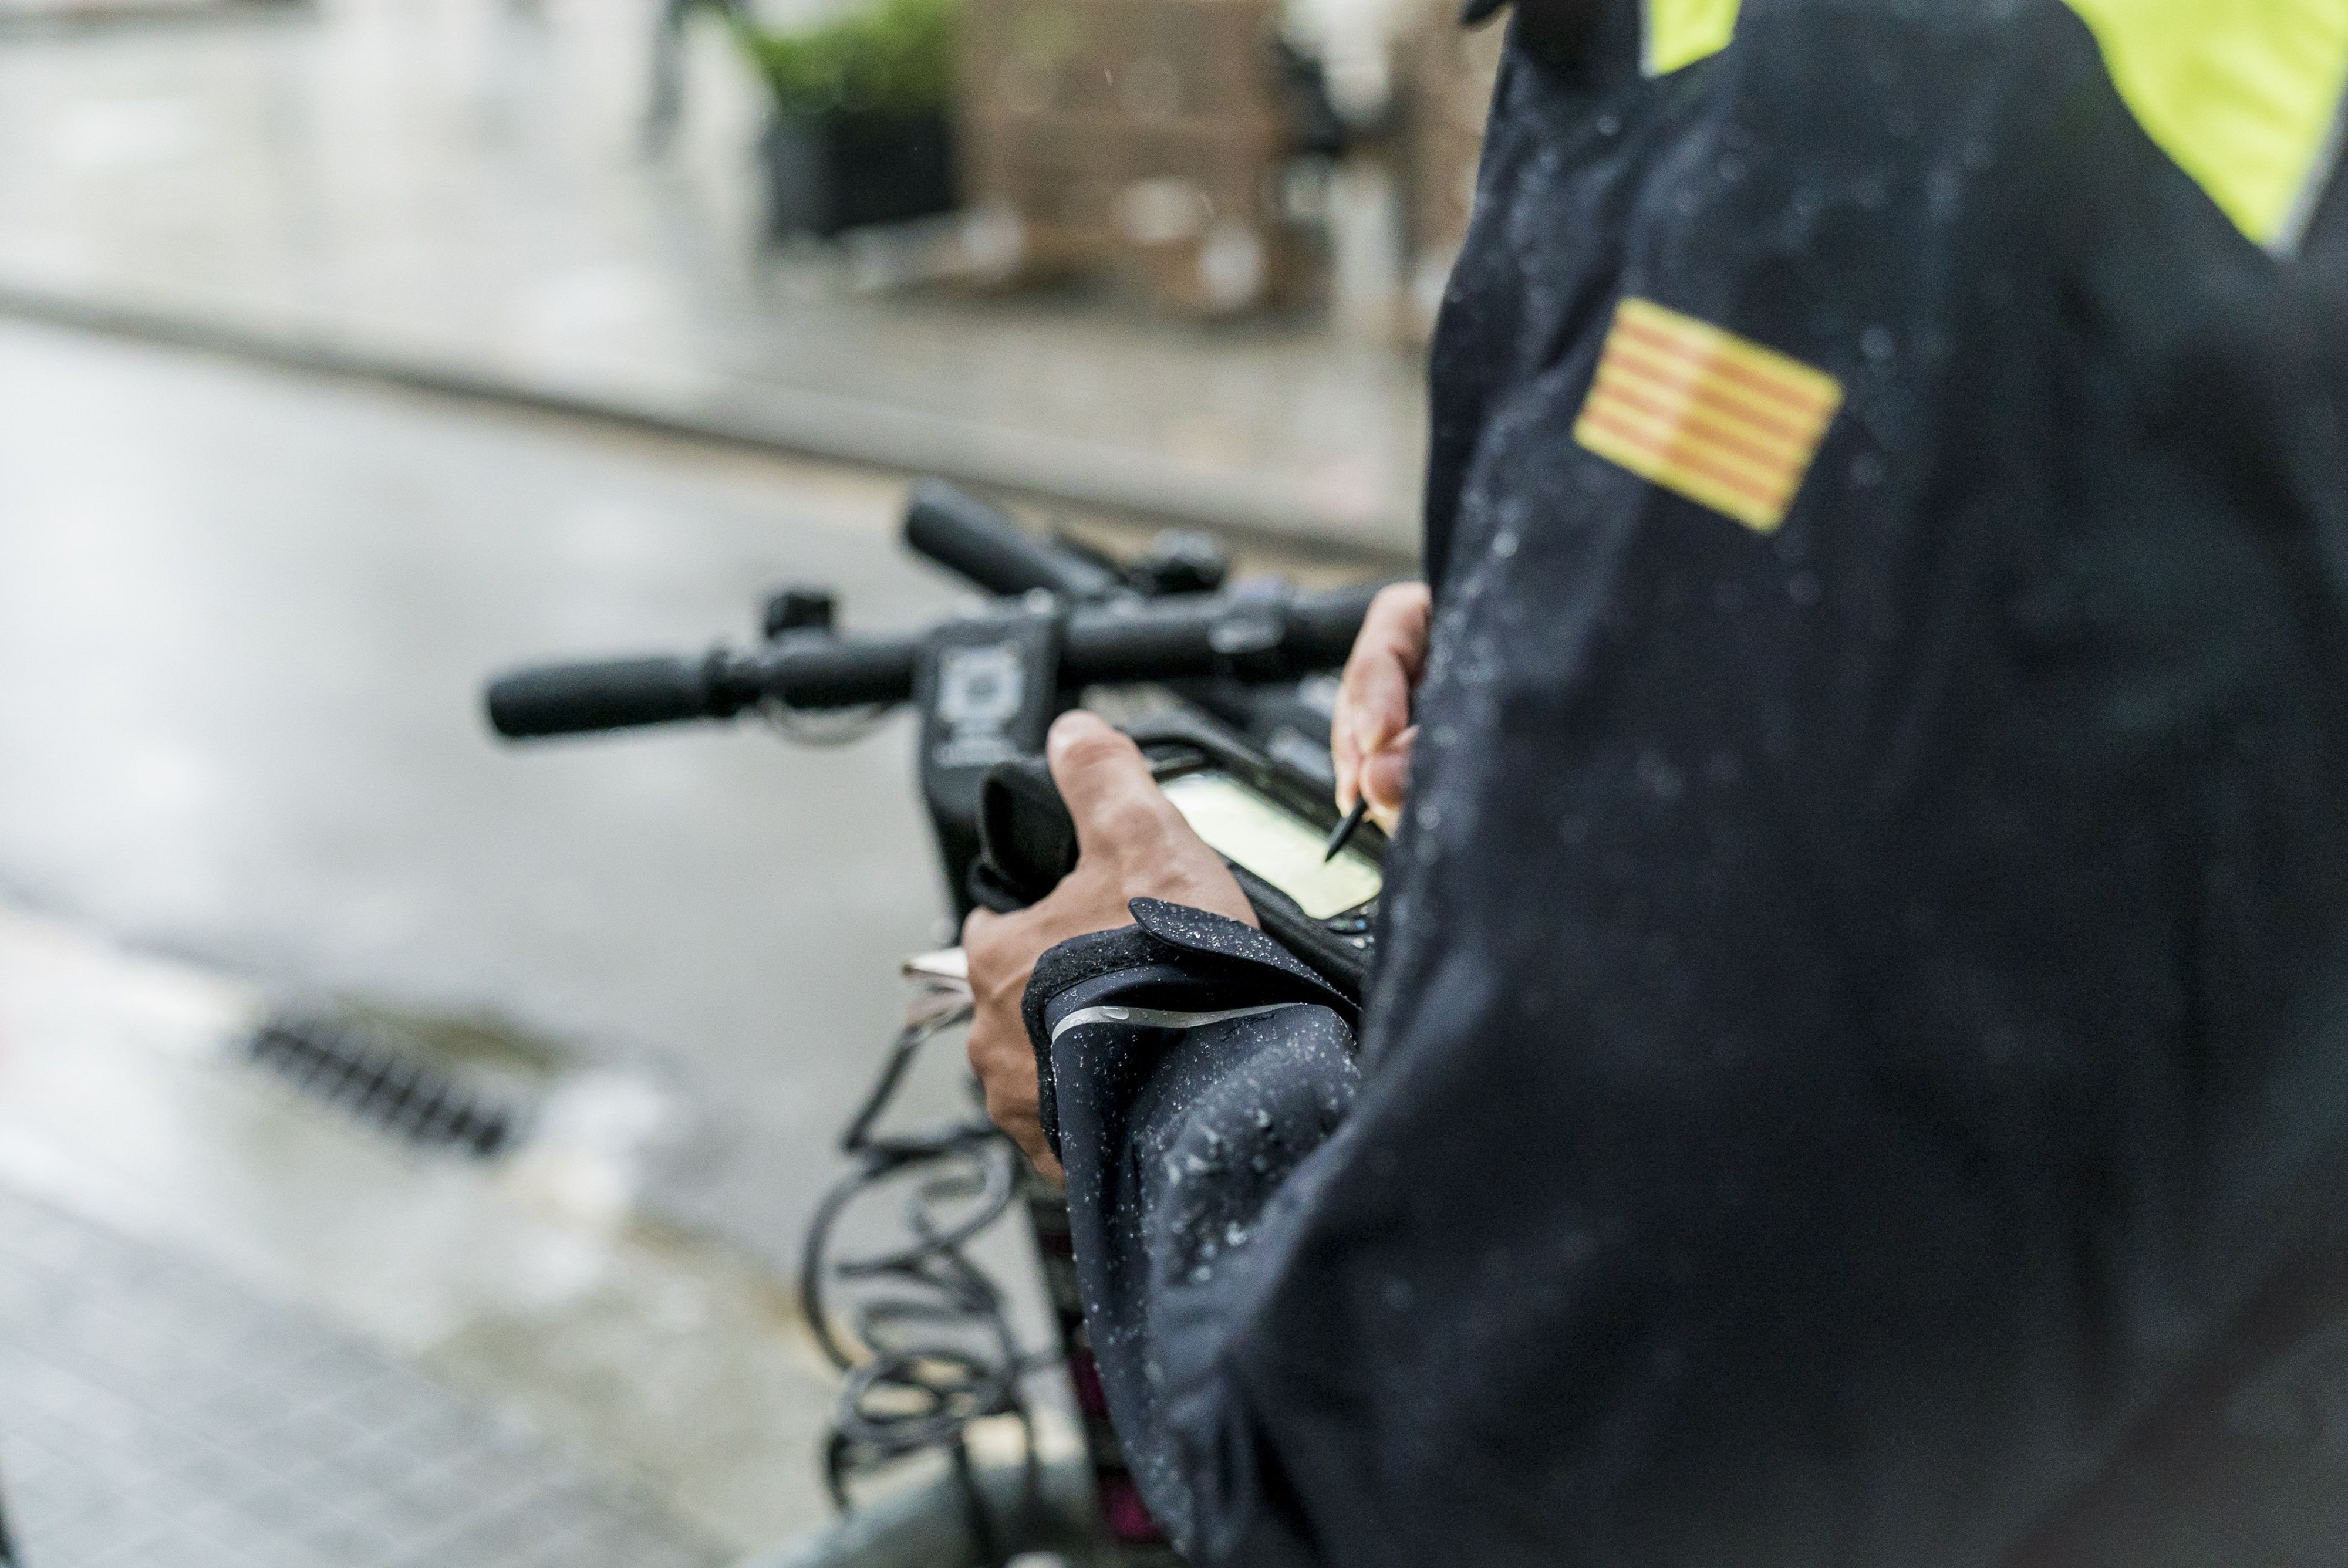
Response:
[[799, 975, 1045, 1565]]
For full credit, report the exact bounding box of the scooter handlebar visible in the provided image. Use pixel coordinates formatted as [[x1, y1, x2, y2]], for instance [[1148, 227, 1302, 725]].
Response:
[[483, 583, 1382, 741], [484, 654, 734, 739]]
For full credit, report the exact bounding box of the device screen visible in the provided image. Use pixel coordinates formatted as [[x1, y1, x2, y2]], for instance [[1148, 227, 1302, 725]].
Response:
[[1160, 771, 1382, 920]]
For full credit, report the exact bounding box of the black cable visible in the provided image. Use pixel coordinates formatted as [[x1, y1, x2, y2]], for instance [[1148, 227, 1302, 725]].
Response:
[[1, 1472, 16, 1567], [799, 999, 1045, 1566]]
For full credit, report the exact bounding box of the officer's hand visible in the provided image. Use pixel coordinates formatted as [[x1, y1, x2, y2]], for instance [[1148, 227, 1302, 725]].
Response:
[[962, 712, 1254, 1184], [1331, 582, 1431, 833]]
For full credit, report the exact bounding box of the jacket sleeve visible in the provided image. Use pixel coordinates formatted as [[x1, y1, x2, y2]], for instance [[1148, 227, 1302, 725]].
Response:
[[1024, 898, 1362, 1565]]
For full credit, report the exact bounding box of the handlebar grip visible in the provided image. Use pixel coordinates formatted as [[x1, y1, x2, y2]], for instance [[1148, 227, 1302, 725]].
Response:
[[903, 480, 1119, 601], [1055, 582, 1386, 685], [484, 655, 724, 738], [1283, 584, 1386, 668], [972, 755, 1079, 911]]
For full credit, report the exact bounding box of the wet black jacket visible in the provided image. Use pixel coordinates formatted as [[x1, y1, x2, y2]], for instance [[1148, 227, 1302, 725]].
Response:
[[1026, 2, 2348, 1563]]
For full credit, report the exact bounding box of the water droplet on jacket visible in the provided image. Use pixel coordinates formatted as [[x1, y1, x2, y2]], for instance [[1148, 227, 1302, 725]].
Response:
[[1861, 326, 1896, 363], [1788, 572, 1823, 607], [1636, 751, 1685, 802]]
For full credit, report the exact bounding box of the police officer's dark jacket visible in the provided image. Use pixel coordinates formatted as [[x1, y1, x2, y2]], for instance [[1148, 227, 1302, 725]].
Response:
[[1023, 1, 2348, 1562]]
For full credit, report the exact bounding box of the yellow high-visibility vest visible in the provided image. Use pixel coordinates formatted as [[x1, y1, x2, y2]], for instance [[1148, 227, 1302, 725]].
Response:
[[1641, 0, 2348, 254]]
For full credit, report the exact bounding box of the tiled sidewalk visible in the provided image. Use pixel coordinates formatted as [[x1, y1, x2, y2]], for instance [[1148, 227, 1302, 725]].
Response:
[[0, 0, 1427, 554], [0, 1187, 721, 1568]]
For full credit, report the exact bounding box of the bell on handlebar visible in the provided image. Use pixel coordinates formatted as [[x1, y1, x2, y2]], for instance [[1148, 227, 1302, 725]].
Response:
[[1126, 530, 1230, 597], [763, 586, 836, 640]]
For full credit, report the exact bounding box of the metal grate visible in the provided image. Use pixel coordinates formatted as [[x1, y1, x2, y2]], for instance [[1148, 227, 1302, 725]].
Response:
[[244, 1013, 525, 1160]]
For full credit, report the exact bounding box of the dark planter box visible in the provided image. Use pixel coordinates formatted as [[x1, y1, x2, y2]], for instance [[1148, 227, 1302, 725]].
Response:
[[761, 110, 956, 239]]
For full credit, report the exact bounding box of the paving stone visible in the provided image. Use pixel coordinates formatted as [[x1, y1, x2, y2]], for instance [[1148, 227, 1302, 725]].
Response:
[[0, 1188, 721, 1568]]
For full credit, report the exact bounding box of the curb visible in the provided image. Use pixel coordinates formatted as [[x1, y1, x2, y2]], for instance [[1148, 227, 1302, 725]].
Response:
[[0, 285, 1420, 570]]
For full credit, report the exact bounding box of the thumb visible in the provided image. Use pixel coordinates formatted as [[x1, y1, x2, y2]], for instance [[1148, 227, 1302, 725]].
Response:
[[1045, 711, 1165, 857]]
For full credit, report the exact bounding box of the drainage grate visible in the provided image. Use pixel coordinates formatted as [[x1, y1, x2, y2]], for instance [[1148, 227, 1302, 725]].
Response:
[[245, 1011, 529, 1158]]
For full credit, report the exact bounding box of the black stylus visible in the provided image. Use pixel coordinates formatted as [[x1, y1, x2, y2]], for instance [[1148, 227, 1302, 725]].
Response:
[[1324, 798, 1369, 862]]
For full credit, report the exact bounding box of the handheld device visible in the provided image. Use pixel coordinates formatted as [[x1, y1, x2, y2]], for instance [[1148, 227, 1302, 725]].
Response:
[[971, 714, 1383, 999]]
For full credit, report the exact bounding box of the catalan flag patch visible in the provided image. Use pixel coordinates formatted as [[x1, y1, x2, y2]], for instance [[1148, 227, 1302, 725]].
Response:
[[1573, 298, 1844, 534]]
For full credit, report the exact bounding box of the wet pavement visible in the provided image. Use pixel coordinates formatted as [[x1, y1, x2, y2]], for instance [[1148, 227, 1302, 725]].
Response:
[[0, 891, 1099, 1558], [0, 315, 982, 1273], [0, 1182, 722, 1568], [0, 0, 1429, 550], [0, 311, 1370, 1560], [0, 0, 1424, 1547], [0, 316, 1074, 1557]]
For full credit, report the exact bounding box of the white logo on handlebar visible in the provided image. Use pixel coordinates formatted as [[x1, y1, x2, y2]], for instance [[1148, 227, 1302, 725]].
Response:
[[934, 641, 1025, 769]]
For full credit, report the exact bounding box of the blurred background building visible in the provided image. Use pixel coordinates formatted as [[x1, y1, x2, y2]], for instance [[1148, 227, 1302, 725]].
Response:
[[0, 0, 1509, 551], [0, 0, 1489, 1562]]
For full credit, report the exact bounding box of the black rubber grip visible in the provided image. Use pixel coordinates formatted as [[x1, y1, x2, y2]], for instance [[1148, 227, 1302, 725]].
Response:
[[1283, 584, 1388, 668], [974, 755, 1079, 909], [484, 655, 723, 738], [903, 480, 1119, 601], [1057, 583, 1385, 684]]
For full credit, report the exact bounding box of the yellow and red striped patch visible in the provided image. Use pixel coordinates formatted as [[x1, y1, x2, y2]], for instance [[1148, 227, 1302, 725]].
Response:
[[1573, 298, 1844, 534]]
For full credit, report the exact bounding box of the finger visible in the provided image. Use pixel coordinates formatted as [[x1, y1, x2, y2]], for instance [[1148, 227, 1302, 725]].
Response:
[[1341, 587, 1431, 753], [1350, 644, 1415, 757], [984, 1083, 1063, 1184], [1362, 725, 1416, 817], [1025, 1141, 1065, 1187], [1333, 650, 1412, 814], [1331, 708, 1362, 812], [1372, 581, 1433, 661], [1045, 711, 1172, 859], [1335, 584, 1430, 806]]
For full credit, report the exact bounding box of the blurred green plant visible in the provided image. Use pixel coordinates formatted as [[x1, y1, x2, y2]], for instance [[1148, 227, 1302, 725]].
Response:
[[737, 0, 959, 119]]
